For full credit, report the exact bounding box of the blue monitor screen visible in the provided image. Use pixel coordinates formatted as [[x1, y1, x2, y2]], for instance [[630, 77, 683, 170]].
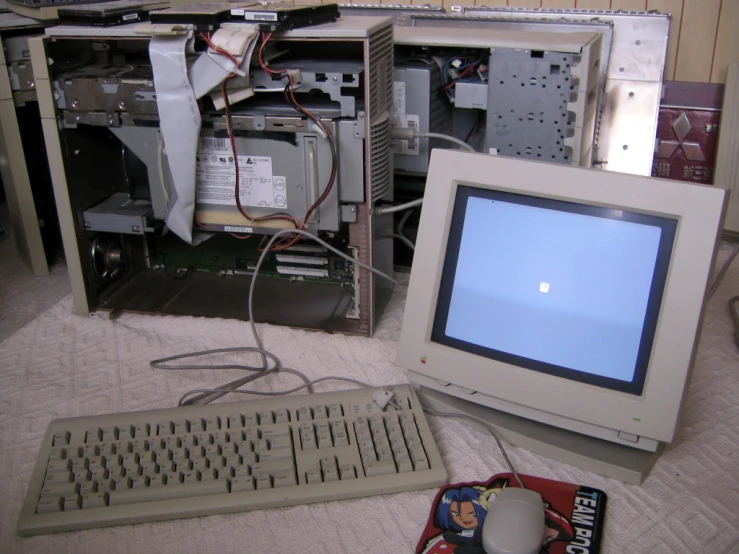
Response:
[[431, 185, 677, 395]]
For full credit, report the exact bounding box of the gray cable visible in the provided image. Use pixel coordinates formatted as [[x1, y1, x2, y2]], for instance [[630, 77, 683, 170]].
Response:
[[379, 232, 415, 252], [397, 208, 416, 251], [153, 228, 397, 407], [151, 347, 285, 406], [247, 228, 397, 362], [177, 375, 376, 406], [377, 198, 423, 215], [423, 407, 525, 489], [419, 131, 476, 153], [708, 244, 738, 298]]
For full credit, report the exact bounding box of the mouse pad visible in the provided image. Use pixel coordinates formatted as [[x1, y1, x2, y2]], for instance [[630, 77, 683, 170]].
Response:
[[415, 473, 607, 554]]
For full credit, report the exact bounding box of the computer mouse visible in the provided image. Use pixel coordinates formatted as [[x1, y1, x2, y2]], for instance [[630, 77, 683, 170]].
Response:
[[481, 487, 546, 554]]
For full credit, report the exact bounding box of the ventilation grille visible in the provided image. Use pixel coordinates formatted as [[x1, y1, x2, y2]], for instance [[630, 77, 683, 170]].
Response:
[[370, 113, 392, 202], [367, 25, 393, 121]]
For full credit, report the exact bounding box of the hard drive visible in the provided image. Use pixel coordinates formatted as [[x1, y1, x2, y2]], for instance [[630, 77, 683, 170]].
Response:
[[57, 0, 169, 26], [149, 2, 257, 31], [229, 3, 339, 32]]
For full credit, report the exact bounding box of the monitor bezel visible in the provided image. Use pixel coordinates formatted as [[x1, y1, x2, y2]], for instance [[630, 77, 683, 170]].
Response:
[[396, 150, 726, 445], [430, 184, 678, 396]]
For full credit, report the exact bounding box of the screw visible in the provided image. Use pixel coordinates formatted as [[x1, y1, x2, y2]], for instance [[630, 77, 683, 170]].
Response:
[[297, 185, 303, 190], [623, 145, 629, 150], [635, 40, 641, 45], [332, 75, 339, 83], [629, 92, 635, 98], [350, 206, 356, 213], [358, 111, 365, 119], [71, 99, 80, 108], [118, 101, 126, 110]]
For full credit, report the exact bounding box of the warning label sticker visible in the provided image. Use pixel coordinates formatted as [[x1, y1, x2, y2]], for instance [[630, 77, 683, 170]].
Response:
[[393, 81, 406, 115], [195, 139, 286, 209]]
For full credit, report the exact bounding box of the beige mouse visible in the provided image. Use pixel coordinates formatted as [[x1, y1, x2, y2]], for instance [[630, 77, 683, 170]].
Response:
[[481, 487, 546, 554]]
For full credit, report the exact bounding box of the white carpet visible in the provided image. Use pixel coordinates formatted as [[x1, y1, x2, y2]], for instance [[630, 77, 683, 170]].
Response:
[[1, 245, 738, 554]]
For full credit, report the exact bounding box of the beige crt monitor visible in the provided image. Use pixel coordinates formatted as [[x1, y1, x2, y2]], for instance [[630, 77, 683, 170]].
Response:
[[396, 149, 727, 485]]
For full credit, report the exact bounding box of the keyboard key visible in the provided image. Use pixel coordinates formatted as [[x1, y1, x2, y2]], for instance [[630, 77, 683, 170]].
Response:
[[230, 477, 254, 492], [268, 436, 292, 449], [48, 446, 68, 461], [364, 461, 397, 476], [312, 405, 327, 420], [101, 426, 118, 442], [320, 457, 338, 482], [63, 495, 81, 511], [118, 426, 133, 440], [255, 475, 272, 489], [273, 471, 296, 488], [41, 481, 78, 498], [203, 417, 220, 431], [274, 409, 290, 423], [133, 424, 150, 438], [109, 480, 228, 506], [339, 464, 356, 480], [85, 428, 102, 443], [36, 498, 63, 514], [258, 411, 274, 425], [258, 449, 292, 463], [396, 456, 413, 473], [305, 468, 322, 484], [53, 431, 71, 446], [157, 422, 173, 436], [81, 492, 108, 509], [46, 459, 72, 474]]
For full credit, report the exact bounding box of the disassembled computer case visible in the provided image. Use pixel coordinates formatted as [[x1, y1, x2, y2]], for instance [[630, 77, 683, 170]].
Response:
[[31, 16, 395, 336]]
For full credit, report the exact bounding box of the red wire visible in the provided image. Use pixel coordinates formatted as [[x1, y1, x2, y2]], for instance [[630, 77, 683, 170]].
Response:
[[442, 63, 480, 92], [203, 32, 300, 239], [200, 32, 338, 252]]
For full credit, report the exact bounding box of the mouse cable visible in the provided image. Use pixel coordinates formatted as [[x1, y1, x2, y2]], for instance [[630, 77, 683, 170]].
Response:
[[423, 407, 526, 489], [177, 375, 376, 407], [150, 228, 397, 406]]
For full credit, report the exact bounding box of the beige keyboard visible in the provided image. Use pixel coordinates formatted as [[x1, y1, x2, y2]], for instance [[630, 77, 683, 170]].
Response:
[[18, 384, 447, 536]]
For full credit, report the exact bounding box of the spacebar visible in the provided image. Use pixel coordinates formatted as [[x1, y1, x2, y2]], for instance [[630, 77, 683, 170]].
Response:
[[109, 481, 229, 506]]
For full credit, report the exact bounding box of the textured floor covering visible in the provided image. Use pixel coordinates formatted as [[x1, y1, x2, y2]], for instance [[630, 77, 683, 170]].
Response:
[[0, 207, 70, 343], [0, 242, 738, 553]]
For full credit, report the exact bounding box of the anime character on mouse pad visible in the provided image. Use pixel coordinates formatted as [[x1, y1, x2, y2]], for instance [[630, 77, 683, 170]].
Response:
[[416, 474, 606, 554]]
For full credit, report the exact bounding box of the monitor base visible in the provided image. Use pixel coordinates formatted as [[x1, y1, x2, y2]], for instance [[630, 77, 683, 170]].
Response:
[[416, 385, 662, 485]]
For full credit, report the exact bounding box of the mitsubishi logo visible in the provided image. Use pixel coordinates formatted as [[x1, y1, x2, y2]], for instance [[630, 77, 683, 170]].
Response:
[[655, 112, 706, 162]]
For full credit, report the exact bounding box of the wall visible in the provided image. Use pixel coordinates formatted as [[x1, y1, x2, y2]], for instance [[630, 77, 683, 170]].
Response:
[[331, 0, 739, 84]]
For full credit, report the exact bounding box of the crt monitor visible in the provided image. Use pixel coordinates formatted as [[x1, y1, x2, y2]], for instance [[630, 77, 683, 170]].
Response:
[[396, 149, 727, 484]]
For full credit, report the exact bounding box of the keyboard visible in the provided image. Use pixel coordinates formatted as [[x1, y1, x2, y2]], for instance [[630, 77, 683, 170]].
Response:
[[18, 384, 447, 536]]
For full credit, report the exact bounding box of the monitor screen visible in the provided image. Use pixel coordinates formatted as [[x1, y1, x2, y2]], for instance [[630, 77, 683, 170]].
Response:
[[431, 185, 678, 395]]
